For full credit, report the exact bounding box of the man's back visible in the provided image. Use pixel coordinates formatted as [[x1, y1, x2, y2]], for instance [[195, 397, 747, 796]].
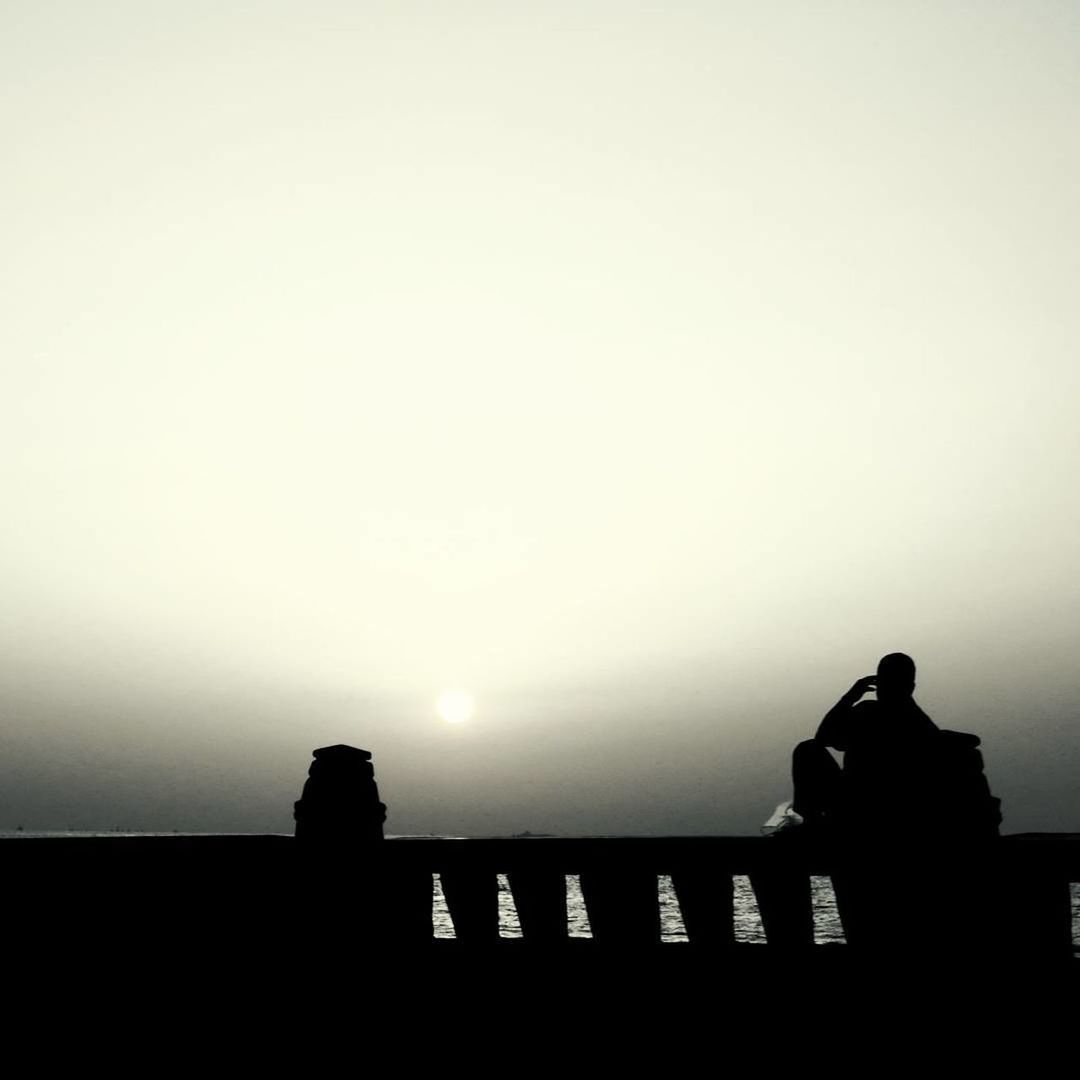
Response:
[[833, 699, 941, 836]]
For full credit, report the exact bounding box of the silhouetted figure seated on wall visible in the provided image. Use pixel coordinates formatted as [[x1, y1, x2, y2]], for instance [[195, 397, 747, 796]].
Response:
[[791, 653, 1001, 842], [788, 653, 1002, 949]]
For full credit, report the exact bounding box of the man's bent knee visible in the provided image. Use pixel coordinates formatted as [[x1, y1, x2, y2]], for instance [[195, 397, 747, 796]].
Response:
[[793, 739, 826, 763]]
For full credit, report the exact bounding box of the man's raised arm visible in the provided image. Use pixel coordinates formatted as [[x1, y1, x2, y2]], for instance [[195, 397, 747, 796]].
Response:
[[816, 675, 877, 750]]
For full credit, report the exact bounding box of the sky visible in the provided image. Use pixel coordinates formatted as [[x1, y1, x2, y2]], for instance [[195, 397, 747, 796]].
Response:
[[2, 1, 1078, 835]]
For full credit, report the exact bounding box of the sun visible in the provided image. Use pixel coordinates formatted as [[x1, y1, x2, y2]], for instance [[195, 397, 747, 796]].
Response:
[[436, 690, 475, 724]]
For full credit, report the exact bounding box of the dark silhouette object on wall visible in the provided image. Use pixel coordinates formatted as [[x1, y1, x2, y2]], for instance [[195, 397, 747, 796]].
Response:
[[292, 744, 433, 939], [293, 744, 387, 843], [791, 652, 1002, 839], [783, 653, 1002, 950]]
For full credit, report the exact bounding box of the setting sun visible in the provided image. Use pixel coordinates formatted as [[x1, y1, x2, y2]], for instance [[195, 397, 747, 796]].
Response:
[[436, 691, 475, 724]]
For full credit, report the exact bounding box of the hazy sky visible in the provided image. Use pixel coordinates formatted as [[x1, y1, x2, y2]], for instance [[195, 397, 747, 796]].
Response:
[[2, 2, 1078, 835]]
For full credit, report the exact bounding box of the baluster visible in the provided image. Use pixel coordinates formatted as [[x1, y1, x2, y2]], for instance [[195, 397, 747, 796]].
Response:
[[671, 869, 735, 945], [439, 870, 500, 942], [579, 868, 660, 944], [507, 870, 568, 941], [748, 859, 813, 947]]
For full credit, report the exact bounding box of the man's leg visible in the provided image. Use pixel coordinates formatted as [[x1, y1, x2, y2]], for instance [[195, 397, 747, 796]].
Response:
[[748, 740, 836, 945]]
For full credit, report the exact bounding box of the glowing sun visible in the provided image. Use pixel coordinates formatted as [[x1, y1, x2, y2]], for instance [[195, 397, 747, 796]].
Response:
[[436, 690, 475, 724]]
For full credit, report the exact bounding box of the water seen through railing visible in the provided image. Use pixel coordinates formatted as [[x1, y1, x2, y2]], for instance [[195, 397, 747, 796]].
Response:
[[431, 872, 852, 942], [433, 875, 1080, 946]]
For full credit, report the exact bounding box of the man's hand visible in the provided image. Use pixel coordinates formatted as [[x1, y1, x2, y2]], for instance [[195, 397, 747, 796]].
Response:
[[845, 675, 877, 701], [817, 675, 877, 748]]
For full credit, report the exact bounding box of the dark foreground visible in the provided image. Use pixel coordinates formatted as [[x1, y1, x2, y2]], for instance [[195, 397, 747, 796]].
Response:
[[2, 833, 1076, 1044]]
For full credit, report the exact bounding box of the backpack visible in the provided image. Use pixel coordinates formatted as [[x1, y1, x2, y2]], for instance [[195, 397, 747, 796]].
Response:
[[838, 728, 1002, 840], [924, 730, 1003, 839]]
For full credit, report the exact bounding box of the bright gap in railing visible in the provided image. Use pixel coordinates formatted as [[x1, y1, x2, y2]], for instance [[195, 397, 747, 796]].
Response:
[[497, 874, 522, 938], [564, 874, 592, 938], [810, 876, 847, 945], [657, 875, 687, 941], [432, 873, 455, 939], [1072, 883, 1079, 950]]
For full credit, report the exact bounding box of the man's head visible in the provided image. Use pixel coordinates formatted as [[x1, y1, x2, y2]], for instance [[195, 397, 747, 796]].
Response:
[[876, 652, 916, 703]]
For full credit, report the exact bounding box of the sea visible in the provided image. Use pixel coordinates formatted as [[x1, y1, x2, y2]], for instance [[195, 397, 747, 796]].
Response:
[[5, 831, 1079, 947], [435, 871, 848, 944]]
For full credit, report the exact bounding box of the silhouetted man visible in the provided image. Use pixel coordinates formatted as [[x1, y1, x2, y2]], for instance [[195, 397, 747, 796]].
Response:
[[793, 653, 930, 835], [789, 653, 1001, 949], [791, 653, 1000, 839]]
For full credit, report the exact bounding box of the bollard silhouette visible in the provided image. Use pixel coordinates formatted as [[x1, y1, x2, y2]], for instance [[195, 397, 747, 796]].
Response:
[[293, 744, 387, 842], [292, 744, 432, 944]]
